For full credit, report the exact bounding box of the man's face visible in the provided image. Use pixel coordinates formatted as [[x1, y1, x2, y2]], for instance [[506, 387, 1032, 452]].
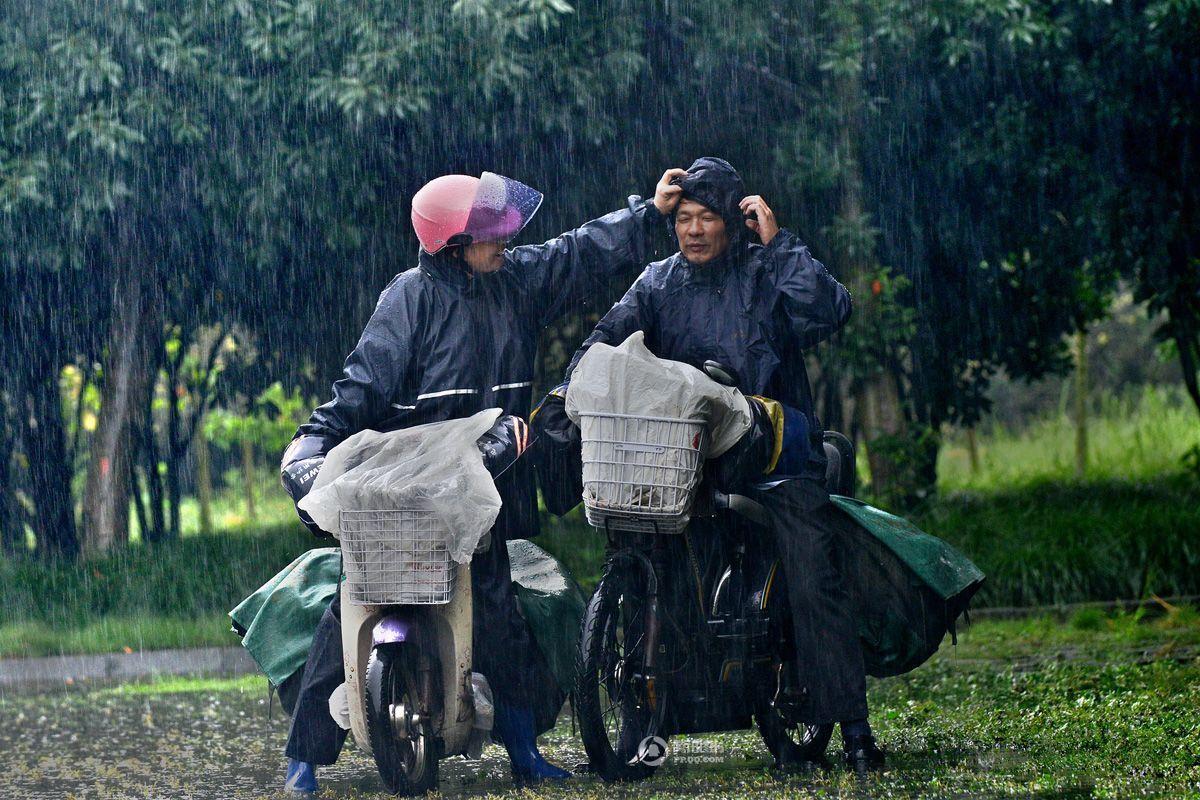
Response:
[[463, 241, 506, 273], [675, 199, 729, 266]]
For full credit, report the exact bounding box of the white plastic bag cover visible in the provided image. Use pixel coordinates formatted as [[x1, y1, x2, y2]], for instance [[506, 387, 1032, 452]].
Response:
[[328, 681, 352, 730], [465, 671, 495, 759], [298, 409, 503, 563], [566, 331, 751, 457]]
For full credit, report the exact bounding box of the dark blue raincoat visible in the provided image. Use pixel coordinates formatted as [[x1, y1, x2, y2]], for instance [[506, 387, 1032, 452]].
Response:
[[292, 195, 663, 536], [565, 159, 852, 481], [279, 196, 663, 765]]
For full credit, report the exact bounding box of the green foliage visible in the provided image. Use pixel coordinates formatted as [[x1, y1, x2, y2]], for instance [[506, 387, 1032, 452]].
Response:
[[3, 0, 1199, 558], [1182, 443, 1200, 482], [865, 423, 940, 508], [1069, 606, 1106, 631], [0, 613, 233, 658], [204, 382, 311, 456]]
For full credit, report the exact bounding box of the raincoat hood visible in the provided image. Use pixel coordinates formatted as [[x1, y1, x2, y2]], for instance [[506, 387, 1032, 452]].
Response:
[[672, 156, 750, 252]]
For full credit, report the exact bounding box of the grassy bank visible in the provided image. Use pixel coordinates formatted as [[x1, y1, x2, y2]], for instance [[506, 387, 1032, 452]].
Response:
[[6, 473, 1193, 659], [540, 474, 1200, 606], [0, 523, 314, 657]]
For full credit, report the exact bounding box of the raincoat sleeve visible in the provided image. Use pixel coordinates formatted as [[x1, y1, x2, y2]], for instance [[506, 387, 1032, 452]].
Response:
[[294, 277, 413, 451], [506, 195, 662, 326], [563, 267, 655, 379], [761, 229, 853, 348]]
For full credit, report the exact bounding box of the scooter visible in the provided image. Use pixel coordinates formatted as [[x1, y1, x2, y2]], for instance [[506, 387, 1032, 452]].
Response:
[[337, 521, 482, 794], [335, 419, 529, 795]]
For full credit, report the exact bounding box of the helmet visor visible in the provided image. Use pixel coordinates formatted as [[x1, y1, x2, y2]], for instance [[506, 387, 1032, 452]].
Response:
[[463, 172, 543, 245]]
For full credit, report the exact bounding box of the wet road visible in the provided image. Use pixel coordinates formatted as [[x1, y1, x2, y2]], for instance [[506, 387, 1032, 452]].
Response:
[[0, 678, 596, 799]]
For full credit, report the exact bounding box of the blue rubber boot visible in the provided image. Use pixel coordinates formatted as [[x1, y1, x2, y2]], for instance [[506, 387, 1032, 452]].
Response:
[[492, 702, 571, 783], [284, 759, 318, 793]]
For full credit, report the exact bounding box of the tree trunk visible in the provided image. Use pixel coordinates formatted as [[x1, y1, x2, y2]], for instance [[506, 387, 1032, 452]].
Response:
[[82, 264, 158, 555], [0, 410, 20, 556], [195, 423, 214, 536], [26, 369, 80, 560], [1073, 329, 1089, 480], [1172, 317, 1200, 417], [130, 456, 149, 543], [241, 437, 257, 522], [166, 383, 183, 540], [863, 375, 907, 499], [831, 43, 909, 503], [142, 416, 167, 544], [966, 426, 981, 475]]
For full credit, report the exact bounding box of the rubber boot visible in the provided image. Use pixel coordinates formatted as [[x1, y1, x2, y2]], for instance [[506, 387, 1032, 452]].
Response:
[[491, 702, 571, 783], [842, 734, 886, 773], [283, 759, 318, 793]]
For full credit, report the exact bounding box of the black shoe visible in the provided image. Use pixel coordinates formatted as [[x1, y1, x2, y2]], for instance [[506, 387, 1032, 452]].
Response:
[[842, 734, 886, 772]]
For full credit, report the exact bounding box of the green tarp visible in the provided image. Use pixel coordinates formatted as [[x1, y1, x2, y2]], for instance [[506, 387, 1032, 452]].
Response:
[[830, 495, 985, 677], [505, 539, 588, 695], [229, 547, 342, 687], [831, 496, 985, 602], [229, 541, 586, 695]]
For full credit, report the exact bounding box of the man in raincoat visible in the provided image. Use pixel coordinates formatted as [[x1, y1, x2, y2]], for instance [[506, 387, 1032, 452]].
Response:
[[543, 157, 885, 770], [278, 169, 684, 792]]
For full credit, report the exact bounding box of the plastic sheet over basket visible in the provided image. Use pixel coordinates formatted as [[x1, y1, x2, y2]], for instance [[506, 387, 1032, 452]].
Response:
[[580, 412, 707, 534], [565, 332, 751, 456], [339, 509, 457, 605], [298, 409, 502, 564]]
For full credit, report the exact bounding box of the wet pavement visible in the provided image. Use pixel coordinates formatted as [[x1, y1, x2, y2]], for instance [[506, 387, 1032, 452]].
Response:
[[0, 677, 586, 799]]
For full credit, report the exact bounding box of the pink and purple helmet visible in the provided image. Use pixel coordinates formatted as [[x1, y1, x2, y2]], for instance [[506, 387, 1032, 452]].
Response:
[[410, 172, 543, 254]]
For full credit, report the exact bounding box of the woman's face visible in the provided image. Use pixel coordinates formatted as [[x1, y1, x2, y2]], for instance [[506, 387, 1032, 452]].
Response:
[[463, 241, 506, 273]]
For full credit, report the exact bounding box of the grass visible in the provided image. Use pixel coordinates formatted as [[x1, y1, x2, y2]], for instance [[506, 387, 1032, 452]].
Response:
[[2, 612, 1198, 798], [938, 384, 1200, 491], [915, 475, 1200, 607], [538, 474, 1200, 607], [0, 613, 234, 658]]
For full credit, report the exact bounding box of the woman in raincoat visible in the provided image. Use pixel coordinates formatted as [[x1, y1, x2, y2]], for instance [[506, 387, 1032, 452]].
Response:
[[277, 168, 685, 792]]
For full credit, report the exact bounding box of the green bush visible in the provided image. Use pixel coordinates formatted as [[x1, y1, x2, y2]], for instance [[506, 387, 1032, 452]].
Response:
[[919, 475, 1200, 606], [1070, 607, 1106, 631]]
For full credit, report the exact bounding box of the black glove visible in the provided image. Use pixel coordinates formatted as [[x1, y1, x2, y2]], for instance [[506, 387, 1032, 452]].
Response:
[[709, 397, 776, 493], [280, 435, 334, 538], [475, 414, 531, 479], [529, 387, 584, 517]]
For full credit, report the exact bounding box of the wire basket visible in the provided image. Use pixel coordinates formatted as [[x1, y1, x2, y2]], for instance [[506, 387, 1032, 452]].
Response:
[[579, 412, 707, 535], [338, 509, 457, 605]]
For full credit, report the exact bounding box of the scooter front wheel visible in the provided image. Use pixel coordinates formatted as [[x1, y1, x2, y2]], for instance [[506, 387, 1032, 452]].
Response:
[[365, 644, 439, 795]]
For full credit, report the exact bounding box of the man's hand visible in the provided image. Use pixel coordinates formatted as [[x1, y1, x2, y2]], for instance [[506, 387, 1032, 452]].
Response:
[[653, 168, 689, 215], [740, 195, 781, 246]]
